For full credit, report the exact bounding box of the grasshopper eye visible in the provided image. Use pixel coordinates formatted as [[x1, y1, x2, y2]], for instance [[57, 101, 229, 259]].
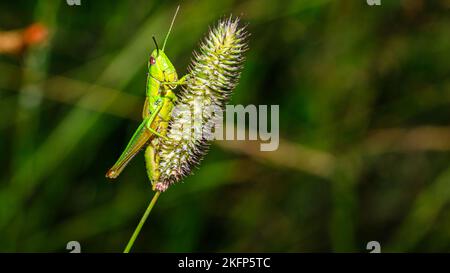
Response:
[[150, 56, 156, 65]]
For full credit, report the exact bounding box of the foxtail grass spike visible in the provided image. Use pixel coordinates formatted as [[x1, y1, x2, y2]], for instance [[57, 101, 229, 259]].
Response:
[[154, 17, 249, 192]]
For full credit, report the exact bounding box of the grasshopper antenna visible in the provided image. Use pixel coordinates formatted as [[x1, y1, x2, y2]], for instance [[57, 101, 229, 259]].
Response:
[[162, 5, 180, 51], [152, 36, 159, 55]]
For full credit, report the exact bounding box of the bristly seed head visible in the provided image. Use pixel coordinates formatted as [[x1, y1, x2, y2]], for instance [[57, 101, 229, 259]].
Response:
[[154, 16, 249, 192]]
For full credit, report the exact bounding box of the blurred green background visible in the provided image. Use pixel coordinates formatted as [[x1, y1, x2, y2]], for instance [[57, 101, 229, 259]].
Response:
[[0, 0, 449, 252]]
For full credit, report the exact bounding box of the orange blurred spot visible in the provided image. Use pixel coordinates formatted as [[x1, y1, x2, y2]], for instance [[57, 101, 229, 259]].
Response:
[[23, 23, 48, 46]]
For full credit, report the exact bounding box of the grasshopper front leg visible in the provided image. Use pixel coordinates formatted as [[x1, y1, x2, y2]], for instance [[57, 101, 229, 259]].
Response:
[[160, 74, 190, 87]]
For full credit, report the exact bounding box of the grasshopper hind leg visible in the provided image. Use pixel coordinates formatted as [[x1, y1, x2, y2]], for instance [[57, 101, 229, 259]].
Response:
[[145, 142, 160, 190], [145, 120, 170, 190]]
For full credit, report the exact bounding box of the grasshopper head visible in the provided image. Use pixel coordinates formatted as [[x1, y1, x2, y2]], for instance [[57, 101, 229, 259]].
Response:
[[147, 6, 180, 84], [148, 49, 178, 83]]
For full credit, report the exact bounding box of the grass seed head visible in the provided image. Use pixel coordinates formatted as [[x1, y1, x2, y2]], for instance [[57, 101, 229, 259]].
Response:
[[154, 17, 249, 192]]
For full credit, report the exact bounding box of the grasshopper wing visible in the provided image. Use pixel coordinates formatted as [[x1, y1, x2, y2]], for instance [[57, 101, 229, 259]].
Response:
[[106, 119, 152, 179]]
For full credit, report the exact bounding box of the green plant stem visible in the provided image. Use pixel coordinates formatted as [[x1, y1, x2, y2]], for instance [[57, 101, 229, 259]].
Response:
[[123, 191, 161, 253]]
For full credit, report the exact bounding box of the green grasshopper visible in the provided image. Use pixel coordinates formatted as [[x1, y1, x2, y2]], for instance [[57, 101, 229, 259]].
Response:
[[106, 6, 188, 190]]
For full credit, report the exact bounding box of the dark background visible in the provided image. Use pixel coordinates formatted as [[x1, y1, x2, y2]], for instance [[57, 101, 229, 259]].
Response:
[[0, 0, 449, 252]]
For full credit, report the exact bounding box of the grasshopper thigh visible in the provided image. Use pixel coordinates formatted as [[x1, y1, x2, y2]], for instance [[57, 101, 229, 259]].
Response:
[[145, 142, 160, 189]]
